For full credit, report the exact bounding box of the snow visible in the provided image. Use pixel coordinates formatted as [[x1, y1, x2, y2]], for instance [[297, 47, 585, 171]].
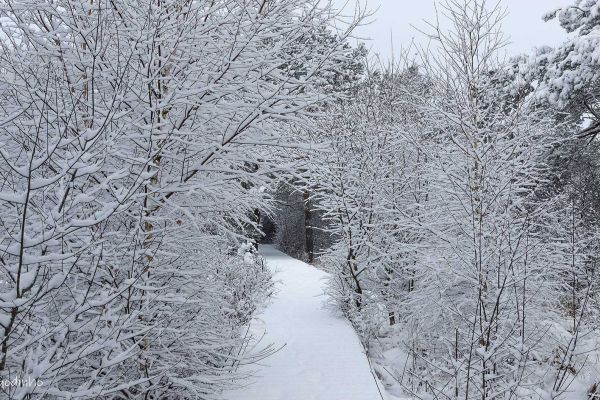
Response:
[[225, 245, 384, 400]]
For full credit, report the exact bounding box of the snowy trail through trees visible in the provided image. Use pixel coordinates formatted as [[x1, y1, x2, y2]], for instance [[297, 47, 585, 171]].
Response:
[[225, 245, 383, 400]]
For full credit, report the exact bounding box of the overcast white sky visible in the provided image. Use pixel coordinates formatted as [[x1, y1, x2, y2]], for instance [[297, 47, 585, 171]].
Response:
[[334, 0, 574, 58]]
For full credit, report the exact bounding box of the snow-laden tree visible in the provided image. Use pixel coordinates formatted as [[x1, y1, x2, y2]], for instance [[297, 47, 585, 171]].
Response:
[[269, 37, 368, 263], [0, 0, 361, 398], [513, 0, 600, 139], [309, 61, 431, 338], [399, 2, 594, 397]]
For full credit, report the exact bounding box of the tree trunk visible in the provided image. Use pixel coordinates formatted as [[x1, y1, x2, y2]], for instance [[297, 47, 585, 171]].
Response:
[[303, 190, 314, 263]]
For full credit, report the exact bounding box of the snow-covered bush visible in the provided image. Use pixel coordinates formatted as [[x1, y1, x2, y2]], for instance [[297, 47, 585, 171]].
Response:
[[219, 243, 273, 326]]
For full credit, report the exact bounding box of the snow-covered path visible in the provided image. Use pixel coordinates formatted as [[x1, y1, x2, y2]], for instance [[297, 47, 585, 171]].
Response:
[[224, 245, 383, 400]]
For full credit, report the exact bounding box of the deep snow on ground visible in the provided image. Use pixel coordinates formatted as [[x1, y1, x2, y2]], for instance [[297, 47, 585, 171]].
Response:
[[224, 245, 385, 400]]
